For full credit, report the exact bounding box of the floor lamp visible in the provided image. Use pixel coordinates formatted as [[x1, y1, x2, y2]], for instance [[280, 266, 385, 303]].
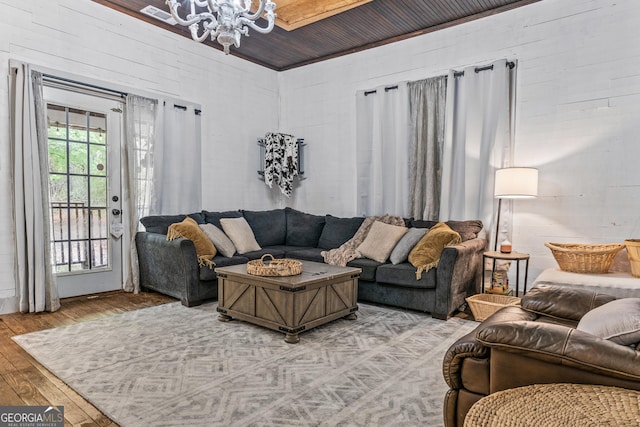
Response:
[[493, 167, 539, 251]]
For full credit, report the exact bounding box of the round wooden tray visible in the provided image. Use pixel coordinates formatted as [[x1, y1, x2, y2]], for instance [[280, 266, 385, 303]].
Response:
[[247, 254, 303, 277]]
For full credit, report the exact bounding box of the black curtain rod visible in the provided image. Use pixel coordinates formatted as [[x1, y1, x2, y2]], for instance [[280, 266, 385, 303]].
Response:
[[454, 61, 515, 78], [162, 101, 202, 115], [42, 73, 127, 97], [365, 61, 514, 93], [364, 85, 399, 96]]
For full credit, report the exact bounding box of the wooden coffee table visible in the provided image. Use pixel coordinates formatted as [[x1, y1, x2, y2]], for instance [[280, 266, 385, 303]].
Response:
[[215, 260, 361, 343]]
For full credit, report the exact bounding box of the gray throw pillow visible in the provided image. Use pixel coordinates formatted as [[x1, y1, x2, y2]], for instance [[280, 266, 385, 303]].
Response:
[[389, 227, 428, 265], [199, 224, 236, 257], [577, 298, 640, 346]]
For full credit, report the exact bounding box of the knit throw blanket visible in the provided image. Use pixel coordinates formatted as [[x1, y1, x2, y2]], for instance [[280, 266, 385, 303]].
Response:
[[321, 215, 406, 266], [264, 132, 298, 197]]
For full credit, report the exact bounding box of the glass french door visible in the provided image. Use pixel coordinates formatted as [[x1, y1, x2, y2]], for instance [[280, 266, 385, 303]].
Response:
[[44, 87, 124, 298]]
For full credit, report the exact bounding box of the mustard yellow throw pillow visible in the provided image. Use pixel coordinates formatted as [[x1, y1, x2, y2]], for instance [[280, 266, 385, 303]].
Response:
[[167, 216, 216, 267], [408, 222, 461, 279]]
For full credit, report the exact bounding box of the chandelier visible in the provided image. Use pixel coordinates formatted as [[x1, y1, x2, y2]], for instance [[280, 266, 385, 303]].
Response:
[[166, 0, 277, 55]]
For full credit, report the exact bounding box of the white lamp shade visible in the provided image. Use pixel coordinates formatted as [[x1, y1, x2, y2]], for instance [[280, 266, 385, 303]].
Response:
[[494, 167, 538, 198]]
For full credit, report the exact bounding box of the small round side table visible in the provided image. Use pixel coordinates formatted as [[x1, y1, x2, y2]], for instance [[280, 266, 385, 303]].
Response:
[[482, 250, 530, 297]]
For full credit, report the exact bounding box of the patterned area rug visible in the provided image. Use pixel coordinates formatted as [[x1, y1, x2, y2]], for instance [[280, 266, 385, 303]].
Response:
[[14, 302, 476, 427]]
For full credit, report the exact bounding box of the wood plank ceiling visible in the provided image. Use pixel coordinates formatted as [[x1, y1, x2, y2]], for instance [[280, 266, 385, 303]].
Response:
[[91, 0, 541, 71]]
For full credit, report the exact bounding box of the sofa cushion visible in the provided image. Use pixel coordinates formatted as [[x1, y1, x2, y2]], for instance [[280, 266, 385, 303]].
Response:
[[411, 219, 482, 242], [202, 210, 242, 228], [167, 216, 216, 261], [199, 255, 250, 281], [376, 263, 438, 289], [317, 215, 365, 249], [356, 221, 408, 263], [199, 224, 236, 257], [577, 298, 640, 346], [220, 217, 261, 254], [445, 220, 483, 242], [286, 247, 324, 263], [285, 208, 326, 247], [243, 209, 286, 247], [140, 213, 204, 235], [346, 258, 382, 282], [242, 248, 286, 260], [411, 219, 438, 229], [389, 227, 428, 265], [409, 222, 461, 279]]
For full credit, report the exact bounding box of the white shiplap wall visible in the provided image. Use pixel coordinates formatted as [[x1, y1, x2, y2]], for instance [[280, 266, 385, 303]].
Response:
[[1, 0, 638, 313], [279, 0, 640, 283], [0, 0, 279, 313]]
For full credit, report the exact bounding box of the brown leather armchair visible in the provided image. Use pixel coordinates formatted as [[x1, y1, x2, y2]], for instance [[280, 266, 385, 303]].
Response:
[[442, 284, 640, 427]]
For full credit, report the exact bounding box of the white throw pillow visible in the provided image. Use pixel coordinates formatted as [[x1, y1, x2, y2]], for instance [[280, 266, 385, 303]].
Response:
[[356, 221, 408, 263], [577, 298, 640, 346], [199, 224, 236, 257], [219, 217, 261, 254]]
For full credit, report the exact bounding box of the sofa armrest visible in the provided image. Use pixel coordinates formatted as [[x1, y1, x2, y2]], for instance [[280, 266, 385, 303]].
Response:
[[434, 237, 487, 318], [135, 231, 201, 304], [522, 284, 617, 322], [476, 321, 640, 381]]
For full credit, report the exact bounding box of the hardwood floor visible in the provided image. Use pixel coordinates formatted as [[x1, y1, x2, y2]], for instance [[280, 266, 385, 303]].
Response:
[[0, 290, 176, 427]]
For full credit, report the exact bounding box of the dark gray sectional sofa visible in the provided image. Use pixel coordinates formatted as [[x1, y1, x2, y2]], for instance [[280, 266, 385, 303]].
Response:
[[135, 207, 487, 319]]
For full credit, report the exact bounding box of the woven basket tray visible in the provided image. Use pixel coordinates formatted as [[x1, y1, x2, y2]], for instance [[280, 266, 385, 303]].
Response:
[[247, 254, 303, 277], [545, 242, 624, 274], [466, 294, 521, 322]]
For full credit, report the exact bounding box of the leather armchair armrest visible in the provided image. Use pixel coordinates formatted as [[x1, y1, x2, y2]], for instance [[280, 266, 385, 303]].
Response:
[[476, 321, 640, 381], [442, 329, 488, 389], [521, 284, 617, 322], [434, 237, 487, 318], [442, 306, 536, 388]]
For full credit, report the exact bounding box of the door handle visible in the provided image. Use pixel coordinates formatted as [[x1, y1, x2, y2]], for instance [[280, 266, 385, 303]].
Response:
[[112, 209, 121, 216]]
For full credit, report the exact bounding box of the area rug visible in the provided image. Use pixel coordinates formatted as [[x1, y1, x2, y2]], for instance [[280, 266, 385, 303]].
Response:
[[14, 302, 476, 427]]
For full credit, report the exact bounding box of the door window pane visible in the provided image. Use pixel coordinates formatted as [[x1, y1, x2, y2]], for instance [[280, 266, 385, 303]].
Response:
[[69, 142, 88, 174], [48, 139, 67, 173], [90, 208, 108, 238], [69, 176, 89, 204], [90, 144, 107, 176], [90, 176, 107, 207], [69, 207, 89, 240], [91, 239, 109, 268]]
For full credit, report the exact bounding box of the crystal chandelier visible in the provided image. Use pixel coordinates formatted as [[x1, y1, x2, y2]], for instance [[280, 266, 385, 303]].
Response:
[[166, 0, 277, 55]]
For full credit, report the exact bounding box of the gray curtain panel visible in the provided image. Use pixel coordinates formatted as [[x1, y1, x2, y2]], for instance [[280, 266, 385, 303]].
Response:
[[408, 76, 447, 221]]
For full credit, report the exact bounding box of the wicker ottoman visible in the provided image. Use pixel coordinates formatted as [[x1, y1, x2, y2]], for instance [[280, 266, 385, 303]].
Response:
[[464, 383, 640, 427]]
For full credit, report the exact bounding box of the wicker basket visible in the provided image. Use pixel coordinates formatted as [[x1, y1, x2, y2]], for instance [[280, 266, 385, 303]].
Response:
[[466, 294, 521, 322], [247, 254, 303, 277], [544, 242, 624, 274]]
